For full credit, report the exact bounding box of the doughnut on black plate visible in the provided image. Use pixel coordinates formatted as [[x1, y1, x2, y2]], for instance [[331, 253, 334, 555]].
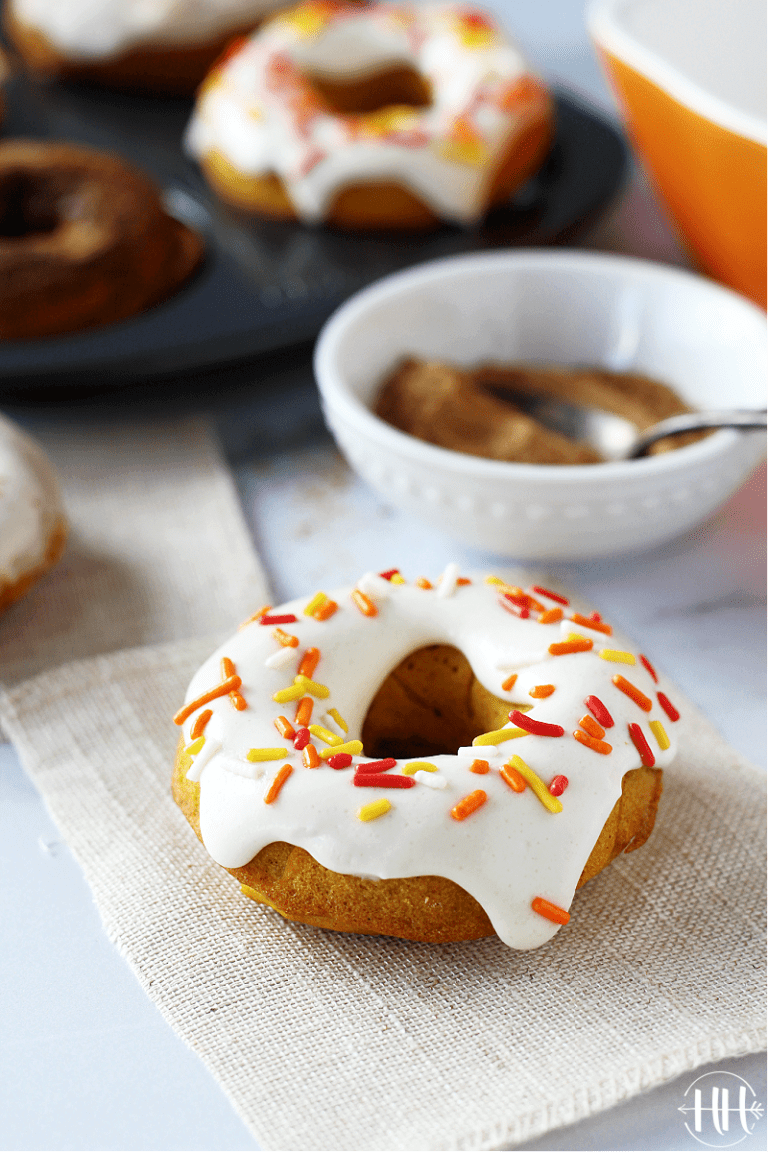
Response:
[[0, 70, 627, 397]]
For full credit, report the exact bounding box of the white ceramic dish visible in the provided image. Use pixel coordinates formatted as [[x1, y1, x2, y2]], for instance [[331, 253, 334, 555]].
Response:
[[314, 249, 766, 560]]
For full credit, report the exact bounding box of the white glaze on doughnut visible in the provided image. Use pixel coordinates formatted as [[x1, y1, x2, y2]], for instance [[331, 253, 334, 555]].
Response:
[[0, 413, 64, 588], [186, 2, 551, 224], [10, 0, 286, 59], [179, 572, 678, 949]]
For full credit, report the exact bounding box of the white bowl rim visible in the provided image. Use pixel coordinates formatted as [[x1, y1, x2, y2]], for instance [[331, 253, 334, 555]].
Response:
[[314, 248, 767, 483], [587, 0, 767, 146]]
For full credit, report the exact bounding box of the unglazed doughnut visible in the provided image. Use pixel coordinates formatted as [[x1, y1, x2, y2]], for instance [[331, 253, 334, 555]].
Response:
[[186, 1, 554, 229], [0, 412, 66, 612], [4, 0, 290, 95], [0, 140, 204, 340], [171, 567, 678, 949]]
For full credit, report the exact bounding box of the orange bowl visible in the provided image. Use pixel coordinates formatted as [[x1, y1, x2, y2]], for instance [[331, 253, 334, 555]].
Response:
[[588, 0, 766, 307]]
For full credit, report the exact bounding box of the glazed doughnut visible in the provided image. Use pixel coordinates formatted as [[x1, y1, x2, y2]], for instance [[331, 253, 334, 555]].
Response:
[[4, 0, 290, 95], [186, 1, 554, 230], [172, 567, 677, 949], [0, 412, 66, 613], [0, 140, 204, 340]]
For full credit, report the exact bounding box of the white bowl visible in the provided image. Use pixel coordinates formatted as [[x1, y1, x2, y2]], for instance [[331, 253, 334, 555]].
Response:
[[314, 250, 766, 560]]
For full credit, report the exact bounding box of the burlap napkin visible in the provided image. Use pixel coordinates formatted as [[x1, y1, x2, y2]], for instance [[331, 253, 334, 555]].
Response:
[[0, 414, 267, 687], [1, 635, 764, 1152]]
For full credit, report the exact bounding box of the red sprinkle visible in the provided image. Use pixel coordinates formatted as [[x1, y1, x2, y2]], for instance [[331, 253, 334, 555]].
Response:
[[589, 612, 602, 622], [585, 695, 614, 728], [353, 773, 415, 788], [355, 758, 397, 775], [628, 722, 656, 767], [509, 709, 564, 738], [571, 612, 612, 636], [640, 654, 659, 683], [379, 569, 399, 580], [532, 585, 569, 606], [328, 753, 353, 769], [613, 674, 653, 712], [260, 614, 298, 625], [293, 727, 311, 750], [548, 775, 569, 796], [657, 691, 680, 722], [500, 598, 529, 619]]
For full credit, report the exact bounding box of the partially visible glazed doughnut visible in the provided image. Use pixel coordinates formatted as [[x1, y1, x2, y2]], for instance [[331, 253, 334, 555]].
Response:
[[186, 1, 554, 230], [171, 566, 677, 949], [4, 0, 290, 95], [0, 140, 204, 340], [0, 412, 66, 612]]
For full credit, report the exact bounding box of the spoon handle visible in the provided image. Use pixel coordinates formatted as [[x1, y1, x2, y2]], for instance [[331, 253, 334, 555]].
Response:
[[630, 409, 767, 459]]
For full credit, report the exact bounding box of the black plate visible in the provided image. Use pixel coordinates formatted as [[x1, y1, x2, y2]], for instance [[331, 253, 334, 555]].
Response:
[[0, 72, 626, 395]]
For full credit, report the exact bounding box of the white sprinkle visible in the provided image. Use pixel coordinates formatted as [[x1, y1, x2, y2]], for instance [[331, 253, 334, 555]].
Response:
[[356, 571, 390, 600], [220, 755, 265, 780], [436, 562, 460, 598], [415, 770, 448, 789], [265, 645, 297, 669], [186, 738, 222, 781]]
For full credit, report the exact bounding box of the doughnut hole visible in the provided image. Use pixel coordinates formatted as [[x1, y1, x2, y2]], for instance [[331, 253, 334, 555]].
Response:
[[306, 66, 432, 115], [361, 644, 523, 759]]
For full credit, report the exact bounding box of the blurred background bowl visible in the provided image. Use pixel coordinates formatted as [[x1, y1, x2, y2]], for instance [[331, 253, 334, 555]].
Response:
[[588, 0, 767, 307], [314, 248, 766, 560]]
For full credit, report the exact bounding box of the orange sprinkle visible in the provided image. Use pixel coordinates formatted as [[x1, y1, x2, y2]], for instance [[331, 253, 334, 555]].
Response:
[[273, 628, 299, 648], [264, 764, 293, 804], [499, 764, 526, 793], [295, 696, 313, 727], [538, 607, 563, 625], [549, 638, 593, 656], [415, 577, 433, 589], [501, 672, 518, 692], [274, 716, 296, 740], [579, 714, 605, 740], [238, 604, 272, 629], [451, 790, 487, 821], [303, 743, 320, 768], [529, 684, 555, 699], [573, 729, 612, 755], [173, 674, 241, 725], [298, 647, 321, 678], [469, 759, 490, 774], [313, 599, 338, 621], [612, 674, 653, 712], [229, 691, 247, 711], [190, 709, 212, 739], [457, 577, 472, 586], [508, 586, 545, 612], [220, 656, 236, 679], [531, 896, 570, 925], [351, 589, 377, 617], [571, 612, 612, 636]]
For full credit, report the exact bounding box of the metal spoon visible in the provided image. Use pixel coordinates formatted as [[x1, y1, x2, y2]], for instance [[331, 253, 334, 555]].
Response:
[[504, 394, 767, 462]]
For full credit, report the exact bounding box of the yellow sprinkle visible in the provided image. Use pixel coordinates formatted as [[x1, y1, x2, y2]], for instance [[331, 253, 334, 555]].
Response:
[[485, 575, 503, 585], [472, 727, 527, 746], [297, 674, 330, 699], [566, 632, 585, 643], [357, 798, 392, 822], [599, 649, 636, 664], [309, 724, 343, 747], [184, 736, 205, 757], [403, 761, 437, 775], [272, 681, 305, 703], [327, 707, 348, 733], [320, 740, 363, 760], [508, 756, 563, 813], [649, 720, 670, 750], [390, 573, 406, 584], [303, 591, 327, 616], [247, 747, 289, 762]]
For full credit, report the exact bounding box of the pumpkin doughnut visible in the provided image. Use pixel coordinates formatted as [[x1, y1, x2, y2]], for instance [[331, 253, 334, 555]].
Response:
[[171, 567, 676, 949], [4, 0, 290, 95], [0, 140, 204, 340], [186, 1, 554, 230], [0, 412, 66, 613]]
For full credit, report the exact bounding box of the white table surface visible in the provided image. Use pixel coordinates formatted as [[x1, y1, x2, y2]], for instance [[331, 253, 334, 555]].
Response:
[[1, 3, 766, 1150]]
